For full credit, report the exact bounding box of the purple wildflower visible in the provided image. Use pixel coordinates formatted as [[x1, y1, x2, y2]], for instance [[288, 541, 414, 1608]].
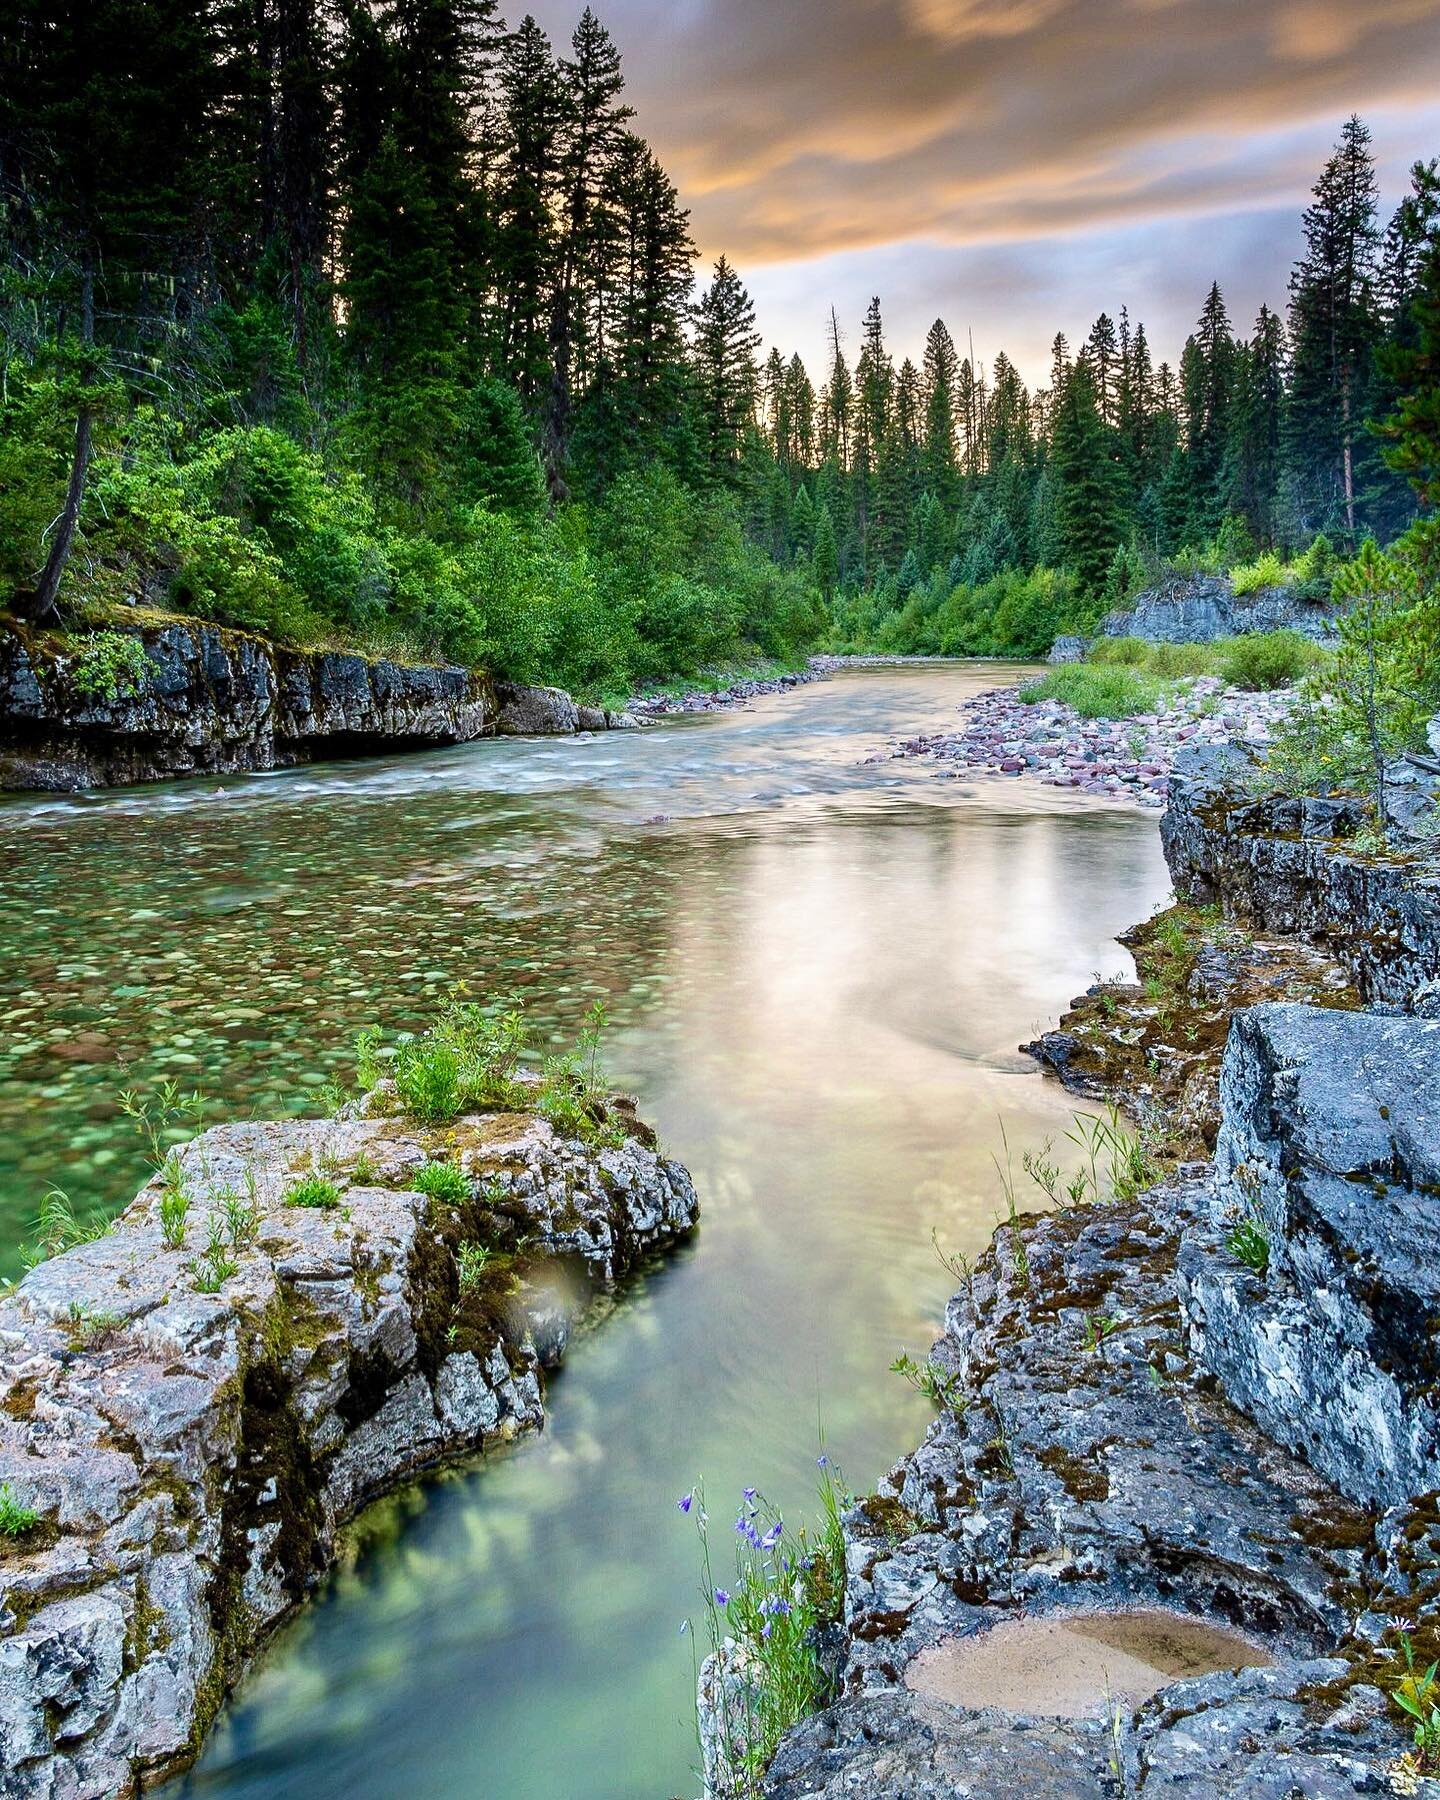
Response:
[[743, 1486, 757, 1503], [677, 1491, 694, 1514], [714, 1588, 730, 1607], [816, 1454, 829, 1469], [761, 1522, 783, 1551]]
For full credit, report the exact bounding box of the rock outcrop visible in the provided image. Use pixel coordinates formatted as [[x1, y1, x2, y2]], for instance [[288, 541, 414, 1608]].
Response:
[[746, 1000, 1440, 1796], [0, 620, 645, 791], [0, 1097, 697, 1795], [1102, 573, 1339, 644], [1162, 750, 1440, 1007], [1181, 1003, 1440, 1510]]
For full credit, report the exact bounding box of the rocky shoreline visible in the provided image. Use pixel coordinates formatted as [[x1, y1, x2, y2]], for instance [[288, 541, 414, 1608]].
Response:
[[885, 675, 1295, 807], [716, 747, 1440, 1799], [0, 1087, 696, 1795]]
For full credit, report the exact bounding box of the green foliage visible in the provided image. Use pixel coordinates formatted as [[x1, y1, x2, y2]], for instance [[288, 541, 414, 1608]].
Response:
[[1226, 1214, 1271, 1272], [456, 1241, 493, 1293], [1018, 664, 1164, 719], [0, 1483, 40, 1539], [65, 629, 151, 700], [1230, 550, 1288, 596], [683, 1461, 850, 1794], [890, 1351, 967, 1411], [390, 1000, 528, 1124], [1216, 629, 1324, 691], [285, 1175, 343, 1211], [17, 1187, 109, 1272], [412, 1161, 470, 1205], [1392, 1636, 1440, 1774], [157, 1157, 191, 1251]]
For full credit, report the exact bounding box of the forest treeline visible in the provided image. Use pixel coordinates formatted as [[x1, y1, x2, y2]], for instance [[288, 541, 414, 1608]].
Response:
[[0, 4, 1438, 690]]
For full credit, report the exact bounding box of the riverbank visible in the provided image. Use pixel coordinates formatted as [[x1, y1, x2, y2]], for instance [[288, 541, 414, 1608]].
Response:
[[885, 674, 1294, 808], [723, 746, 1440, 1799], [0, 1077, 697, 1795]]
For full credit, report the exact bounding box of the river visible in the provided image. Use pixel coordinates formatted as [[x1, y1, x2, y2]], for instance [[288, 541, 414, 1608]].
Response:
[[0, 663, 1171, 1799]]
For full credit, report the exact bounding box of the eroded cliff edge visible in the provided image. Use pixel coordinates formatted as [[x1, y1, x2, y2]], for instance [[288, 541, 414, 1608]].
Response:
[[0, 1092, 696, 1795]]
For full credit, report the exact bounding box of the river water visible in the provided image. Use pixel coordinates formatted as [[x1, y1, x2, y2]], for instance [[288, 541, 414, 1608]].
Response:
[[0, 664, 1171, 1799]]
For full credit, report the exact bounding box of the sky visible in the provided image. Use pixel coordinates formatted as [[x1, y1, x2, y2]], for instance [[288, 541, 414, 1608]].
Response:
[[528, 0, 1440, 387]]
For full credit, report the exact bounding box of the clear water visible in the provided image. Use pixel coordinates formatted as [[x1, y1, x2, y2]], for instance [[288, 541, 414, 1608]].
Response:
[[0, 665, 1171, 1799]]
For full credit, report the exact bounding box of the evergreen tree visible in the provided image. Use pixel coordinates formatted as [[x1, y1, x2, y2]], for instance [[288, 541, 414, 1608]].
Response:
[[494, 15, 563, 405], [1053, 360, 1123, 601], [1286, 116, 1383, 537], [1225, 306, 1286, 547], [921, 318, 960, 505], [691, 256, 760, 475]]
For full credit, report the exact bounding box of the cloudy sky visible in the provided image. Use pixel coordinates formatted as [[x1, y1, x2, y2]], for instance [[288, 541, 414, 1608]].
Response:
[[529, 0, 1440, 386]]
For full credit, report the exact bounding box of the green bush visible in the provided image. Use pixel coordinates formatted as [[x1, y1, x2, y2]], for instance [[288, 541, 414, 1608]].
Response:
[[412, 1160, 470, 1204], [1145, 641, 1215, 678], [1230, 551, 1288, 596], [1217, 629, 1322, 691], [66, 630, 151, 700], [1019, 664, 1164, 719], [1089, 636, 1149, 666]]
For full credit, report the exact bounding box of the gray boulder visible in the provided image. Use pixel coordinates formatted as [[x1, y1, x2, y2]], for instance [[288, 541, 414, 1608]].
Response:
[[1180, 1003, 1440, 1509], [493, 682, 581, 735]]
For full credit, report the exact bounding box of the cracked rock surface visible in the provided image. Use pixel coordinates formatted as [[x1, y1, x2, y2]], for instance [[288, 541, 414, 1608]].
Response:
[[0, 1099, 696, 1795]]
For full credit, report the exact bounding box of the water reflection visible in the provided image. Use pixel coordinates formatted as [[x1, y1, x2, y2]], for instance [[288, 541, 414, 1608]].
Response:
[[0, 667, 1172, 1799]]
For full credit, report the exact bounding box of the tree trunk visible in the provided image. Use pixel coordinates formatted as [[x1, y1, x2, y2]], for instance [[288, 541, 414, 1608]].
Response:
[[1341, 372, 1356, 536], [31, 265, 95, 628]]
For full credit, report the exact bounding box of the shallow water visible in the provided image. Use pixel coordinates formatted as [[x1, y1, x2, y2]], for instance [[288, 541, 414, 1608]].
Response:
[[0, 665, 1171, 1799]]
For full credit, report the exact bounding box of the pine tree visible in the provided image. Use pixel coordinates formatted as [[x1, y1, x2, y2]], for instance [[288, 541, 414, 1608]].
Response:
[[1086, 312, 1119, 427], [1053, 359, 1123, 602], [541, 7, 632, 500], [1286, 116, 1383, 537], [921, 318, 960, 505], [494, 15, 563, 405], [1225, 306, 1286, 547], [691, 256, 760, 475], [812, 500, 839, 600]]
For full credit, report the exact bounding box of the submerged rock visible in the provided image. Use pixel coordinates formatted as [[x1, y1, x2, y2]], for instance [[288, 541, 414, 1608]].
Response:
[[0, 1101, 697, 1795]]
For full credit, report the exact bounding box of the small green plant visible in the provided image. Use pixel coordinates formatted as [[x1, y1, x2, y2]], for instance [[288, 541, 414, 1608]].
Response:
[[890, 1350, 967, 1411], [63, 1302, 123, 1350], [1065, 1108, 1154, 1205], [0, 1482, 40, 1538], [352, 1147, 378, 1184], [1082, 1313, 1124, 1353], [413, 1160, 470, 1204], [66, 629, 151, 702], [18, 1187, 110, 1270], [285, 1174, 343, 1210], [1226, 1212, 1270, 1273], [192, 1220, 240, 1292], [215, 1176, 259, 1251], [157, 1155, 191, 1250], [931, 1228, 975, 1300], [355, 1025, 384, 1091], [1229, 550, 1288, 597], [119, 1081, 207, 1172], [456, 1241, 493, 1293], [1391, 1634, 1440, 1777], [681, 1457, 850, 1792]]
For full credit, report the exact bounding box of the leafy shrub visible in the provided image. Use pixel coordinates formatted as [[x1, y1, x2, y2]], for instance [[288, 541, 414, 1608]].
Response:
[[66, 629, 151, 700], [1217, 629, 1322, 691], [390, 1001, 528, 1124], [1089, 636, 1149, 666], [1019, 664, 1163, 719], [1145, 641, 1215, 678], [1229, 550, 1288, 596]]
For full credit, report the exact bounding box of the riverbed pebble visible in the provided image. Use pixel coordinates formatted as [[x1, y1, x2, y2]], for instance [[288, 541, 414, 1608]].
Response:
[[888, 675, 1294, 808]]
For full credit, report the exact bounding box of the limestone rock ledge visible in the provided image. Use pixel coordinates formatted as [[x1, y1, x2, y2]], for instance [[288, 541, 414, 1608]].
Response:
[[0, 1104, 697, 1795], [750, 1006, 1440, 1797], [0, 620, 643, 792]]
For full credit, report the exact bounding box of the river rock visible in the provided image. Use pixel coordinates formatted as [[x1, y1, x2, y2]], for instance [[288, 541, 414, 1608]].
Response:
[[0, 620, 496, 792], [0, 1099, 697, 1795], [1179, 1003, 1440, 1510], [493, 683, 582, 735]]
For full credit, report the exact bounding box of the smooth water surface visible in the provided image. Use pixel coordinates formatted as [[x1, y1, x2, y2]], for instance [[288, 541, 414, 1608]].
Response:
[[0, 665, 1171, 1799]]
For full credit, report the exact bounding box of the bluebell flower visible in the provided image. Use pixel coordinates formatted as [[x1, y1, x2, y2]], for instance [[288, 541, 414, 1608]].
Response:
[[762, 1620, 772, 1640], [817, 1454, 829, 1468], [714, 1588, 730, 1607], [677, 1491, 694, 1514], [743, 1486, 757, 1503], [761, 1522, 783, 1550], [679, 1619, 690, 1636]]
